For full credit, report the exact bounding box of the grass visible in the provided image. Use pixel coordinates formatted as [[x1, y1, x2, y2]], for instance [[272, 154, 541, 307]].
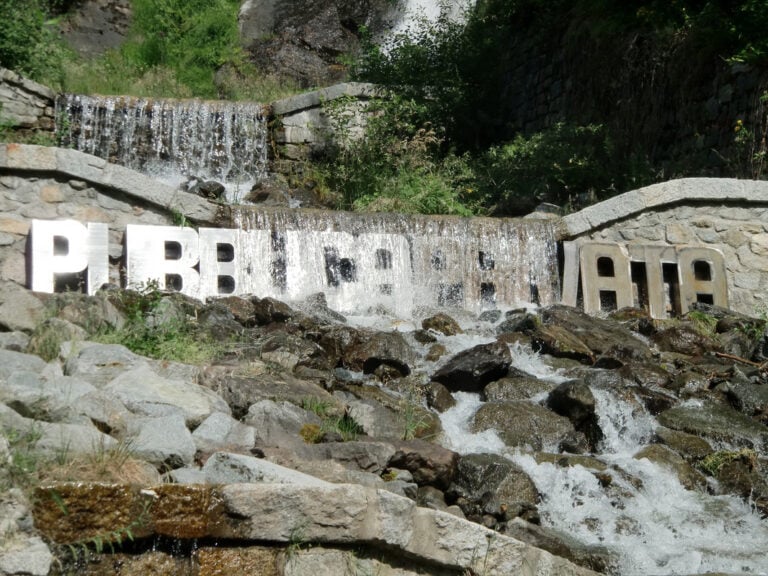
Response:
[[92, 287, 223, 365], [299, 398, 364, 443]]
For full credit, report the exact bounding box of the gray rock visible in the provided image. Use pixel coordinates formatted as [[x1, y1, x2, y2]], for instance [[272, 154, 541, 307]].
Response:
[[202, 451, 329, 486], [219, 483, 597, 575], [658, 400, 768, 450], [63, 342, 151, 387], [387, 439, 459, 490], [192, 412, 256, 453], [448, 453, 539, 522], [104, 364, 230, 426], [0, 535, 53, 576], [0, 349, 47, 380], [26, 318, 87, 361], [472, 401, 577, 452], [245, 399, 321, 449], [0, 371, 96, 421], [303, 441, 396, 475], [0, 280, 46, 332], [127, 414, 196, 468], [431, 340, 511, 392], [484, 375, 553, 402], [34, 421, 116, 455], [0, 332, 29, 352], [166, 467, 208, 484]]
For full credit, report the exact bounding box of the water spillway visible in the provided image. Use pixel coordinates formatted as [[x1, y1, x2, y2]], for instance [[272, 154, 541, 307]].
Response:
[[55, 94, 268, 197], [220, 207, 561, 317]]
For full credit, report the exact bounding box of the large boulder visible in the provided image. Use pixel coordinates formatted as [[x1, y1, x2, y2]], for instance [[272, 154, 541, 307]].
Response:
[[471, 401, 578, 452], [657, 401, 768, 450], [387, 440, 460, 490], [538, 305, 653, 363], [239, 0, 396, 87], [431, 340, 511, 392], [447, 453, 539, 524]]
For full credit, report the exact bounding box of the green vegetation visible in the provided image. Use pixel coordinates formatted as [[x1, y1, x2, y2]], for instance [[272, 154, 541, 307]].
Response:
[[299, 398, 364, 442], [0, 0, 299, 100], [698, 448, 757, 476], [94, 285, 222, 364]]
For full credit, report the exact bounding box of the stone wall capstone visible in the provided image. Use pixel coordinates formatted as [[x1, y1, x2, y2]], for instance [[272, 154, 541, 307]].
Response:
[[0, 68, 56, 131], [558, 178, 768, 315]]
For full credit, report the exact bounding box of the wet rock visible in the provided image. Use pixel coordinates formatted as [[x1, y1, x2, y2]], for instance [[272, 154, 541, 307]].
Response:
[[431, 340, 511, 392], [478, 309, 502, 323], [533, 452, 608, 471], [186, 178, 226, 201], [330, 327, 415, 377], [633, 444, 707, 491], [425, 343, 447, 362], [658, 401, 768, 449], [653, 427, 713, 462], [546, 379, 603, 449], [387, 439, 460, 490], [472, 401, 577, 452], [425, 381, 456, 412], [447, 453, 539, 523], [529, 325, 595, 364], [412, 329, 437, 344], [260, 332, 333, 377], [251, 296, 295, 325], [539, 305, 653, 362], [104, 364, 230, 427], [496, 310, 538, 335], [421, 313, 463, 336], [215, 295, 257, 327], [127, 414, 196, 468], [651, 323, 720, 356], [502, 518, 615, 574], [202, 451, 329, 486], [725, 377, 768, 425], [708, 452, 768, 514], [484, 374, 553, 402]]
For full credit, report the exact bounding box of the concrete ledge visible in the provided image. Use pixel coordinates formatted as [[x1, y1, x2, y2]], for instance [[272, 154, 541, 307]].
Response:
[[558, 178, 768, 239], [271, 82, 379, 116], [0, 144, 221, 225]]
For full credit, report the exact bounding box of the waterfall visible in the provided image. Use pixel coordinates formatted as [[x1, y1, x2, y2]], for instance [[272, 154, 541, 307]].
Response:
[[227, 207, 561, 317], [55, 94, 268, 199], [437, 350, 768, 576]]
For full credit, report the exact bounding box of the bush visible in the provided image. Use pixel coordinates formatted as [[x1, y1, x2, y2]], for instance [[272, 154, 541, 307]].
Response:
[[0, 0, 68, 85], [473, 123, 620, 215], [315, 94, 479, 216]]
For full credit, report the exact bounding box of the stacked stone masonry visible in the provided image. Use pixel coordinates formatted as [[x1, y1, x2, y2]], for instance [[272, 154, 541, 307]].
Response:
[[558, 178, 768, 315], [0, 69, 56, 131]]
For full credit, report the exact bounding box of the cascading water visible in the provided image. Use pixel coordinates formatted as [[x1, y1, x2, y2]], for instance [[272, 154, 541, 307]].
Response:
[[56, 94, 268, 200], [435, 347, 768, 576], [228, 207, 561, 317]]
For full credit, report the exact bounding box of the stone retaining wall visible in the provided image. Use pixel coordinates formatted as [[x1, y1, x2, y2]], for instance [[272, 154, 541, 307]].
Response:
[[0, 69, 56, 131], [558, 178, 768, 315], [270, 82, 379, 174], [0, 143, 221, 287]]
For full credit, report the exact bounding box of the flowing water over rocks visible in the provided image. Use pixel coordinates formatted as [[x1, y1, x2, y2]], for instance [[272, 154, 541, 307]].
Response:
[[1, 277, 768, 575]]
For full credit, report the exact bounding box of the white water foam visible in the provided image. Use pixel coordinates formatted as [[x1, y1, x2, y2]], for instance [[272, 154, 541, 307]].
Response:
[[438, 345, 768, 576]]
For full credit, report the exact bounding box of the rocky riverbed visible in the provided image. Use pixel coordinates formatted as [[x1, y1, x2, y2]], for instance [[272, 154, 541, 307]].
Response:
[[0, 279, 767, 575]]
